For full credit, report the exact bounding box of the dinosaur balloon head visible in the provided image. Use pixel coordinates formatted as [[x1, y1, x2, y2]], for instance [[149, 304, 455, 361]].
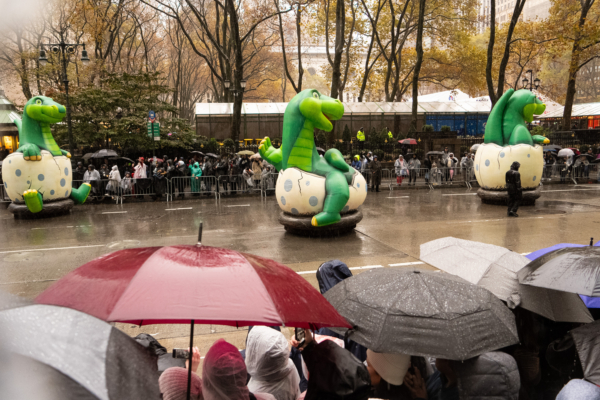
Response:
[[508, 90, 546, 123], [25, 96, 66, 124], [298, 89, 344, 132]]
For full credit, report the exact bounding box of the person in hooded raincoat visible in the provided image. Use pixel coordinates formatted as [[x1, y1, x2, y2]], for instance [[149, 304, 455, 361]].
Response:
[[202, 339, 275, 400], [190, 162, 202, 194], [505, 161, 522, 217], [315, 260, 368, 362], [245, 326, 301, 400], [106, 165, 122, 197]]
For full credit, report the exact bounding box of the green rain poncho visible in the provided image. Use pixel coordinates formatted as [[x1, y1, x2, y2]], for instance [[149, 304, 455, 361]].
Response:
[[190, 162, 202, 192]]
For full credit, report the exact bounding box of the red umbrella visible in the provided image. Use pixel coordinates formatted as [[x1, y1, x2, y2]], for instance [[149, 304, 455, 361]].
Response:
[[36, 243, 349, 329], [567, 148, 581, 156], [398, 138, 418, 145]]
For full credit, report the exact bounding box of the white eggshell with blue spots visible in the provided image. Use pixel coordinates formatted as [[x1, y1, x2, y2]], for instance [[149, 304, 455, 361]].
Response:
[[1, 150, 72, 203], [276, 167, 367, 216], [474, 143, 543, 190]]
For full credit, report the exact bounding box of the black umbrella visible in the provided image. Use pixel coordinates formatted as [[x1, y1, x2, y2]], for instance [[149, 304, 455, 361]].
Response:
[[544, 145, 562, 152], [570, 320, 600, 386], [191, 151, 205, 156], [517, 247, 600, 296], [204, 153, 219, 158], [324, 268, 519, 361], [91, 149, 118, 158], [577, 153, 595, 161], [426, 151, 444, 156], [0, 291, 161, 399]]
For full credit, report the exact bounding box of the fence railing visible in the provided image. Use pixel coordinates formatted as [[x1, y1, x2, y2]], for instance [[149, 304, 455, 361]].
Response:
[[4, 165, 600, 209]]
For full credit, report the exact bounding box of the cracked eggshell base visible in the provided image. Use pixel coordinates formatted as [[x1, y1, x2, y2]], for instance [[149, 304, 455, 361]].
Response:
[[276, 167, 367, 216], [474, 143, 543, 190], [2, 150, 72, 203]]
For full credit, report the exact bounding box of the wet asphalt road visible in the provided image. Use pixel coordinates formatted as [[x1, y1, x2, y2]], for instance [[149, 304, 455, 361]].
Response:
[[1, 184, 600, 360]]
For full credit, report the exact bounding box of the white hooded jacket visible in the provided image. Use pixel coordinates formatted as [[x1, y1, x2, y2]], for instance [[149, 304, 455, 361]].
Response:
[[245, 326, 301, 400]]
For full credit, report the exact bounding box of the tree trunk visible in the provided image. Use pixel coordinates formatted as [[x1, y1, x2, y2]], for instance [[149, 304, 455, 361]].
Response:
[[330, 0, 345, 99], [562, 0, 593, 130], [486, 0, 497, 106], [495, 0, 526, 100], [228, 0, 244, 144], [410, 0, 426, 131]]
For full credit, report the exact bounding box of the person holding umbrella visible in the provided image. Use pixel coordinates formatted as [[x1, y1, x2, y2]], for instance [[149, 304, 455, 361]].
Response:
[[506, 161, 522, 217]]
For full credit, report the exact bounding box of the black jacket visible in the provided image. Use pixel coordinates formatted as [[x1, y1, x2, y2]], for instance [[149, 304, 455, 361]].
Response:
[[505, 169, 522, 194], [316, 261, 368, 362], [302, 340, 371, 400]]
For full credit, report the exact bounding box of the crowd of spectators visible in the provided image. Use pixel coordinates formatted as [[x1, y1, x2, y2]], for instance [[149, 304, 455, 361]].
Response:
[[150, 260, 598, 400], [71, 153, 278, 201]]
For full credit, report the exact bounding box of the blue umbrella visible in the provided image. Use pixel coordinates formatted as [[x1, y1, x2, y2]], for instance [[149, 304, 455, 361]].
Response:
[[526, 240, 600, 308]]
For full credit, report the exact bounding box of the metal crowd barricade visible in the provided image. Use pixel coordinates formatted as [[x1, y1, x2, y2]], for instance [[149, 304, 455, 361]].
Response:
[[169, 176, 218, 200], [572, 163, 599, 183], [388, 168, 435, 190], [261, 171, 278, 196], [214, 174, 263, 198], [542, 164, 577, 184]]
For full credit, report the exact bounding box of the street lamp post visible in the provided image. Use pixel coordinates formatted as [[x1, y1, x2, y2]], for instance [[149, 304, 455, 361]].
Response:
[[522, 69, 541, 92], [39, 41, 90, 157]]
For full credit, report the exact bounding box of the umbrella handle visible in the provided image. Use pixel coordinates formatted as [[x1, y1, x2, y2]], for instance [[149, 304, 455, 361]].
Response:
[[187, 319, 195, 400]]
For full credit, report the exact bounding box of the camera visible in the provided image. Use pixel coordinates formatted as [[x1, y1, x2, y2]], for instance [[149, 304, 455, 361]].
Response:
[[295, 327, 305, 347], [172, 348, 190, 359]]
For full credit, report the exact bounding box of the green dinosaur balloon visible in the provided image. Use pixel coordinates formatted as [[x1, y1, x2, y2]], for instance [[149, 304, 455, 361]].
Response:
[[484, 89, 549, 146], [5, 96, 91, 213], [259, 89, 355, 227]]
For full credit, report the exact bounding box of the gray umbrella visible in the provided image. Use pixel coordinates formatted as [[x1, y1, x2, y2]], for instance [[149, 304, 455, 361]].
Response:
[[0, 290, 160, 399], [517, 247, 600, 296], [91, 149, 118, 158], [420, 237, 592, 323], [324, 268, 519, 360], [570, 320, 600, 386]]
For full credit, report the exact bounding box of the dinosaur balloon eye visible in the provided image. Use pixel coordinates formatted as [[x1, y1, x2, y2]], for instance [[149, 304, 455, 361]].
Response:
[[35, 99, 42, 105], [312, 92, 319, 99]]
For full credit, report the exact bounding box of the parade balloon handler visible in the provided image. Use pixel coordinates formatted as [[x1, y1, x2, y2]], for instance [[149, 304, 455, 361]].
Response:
[[506, 161, 523, 217]]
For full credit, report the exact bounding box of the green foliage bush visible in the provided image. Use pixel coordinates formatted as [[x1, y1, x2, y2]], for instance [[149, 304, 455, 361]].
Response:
[[54, 72, 194, 154], [440, 125, 451, 132], [223, 138, 235, 149], [422, 125, 434, 132]]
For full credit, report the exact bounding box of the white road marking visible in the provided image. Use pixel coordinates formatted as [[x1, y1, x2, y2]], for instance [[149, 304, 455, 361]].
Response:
[[0, 244, 105, 254], [165, 209, 177, 211], [177, 207, 193, 210], [443, 193, 477, 196], [225, 204, 251, 207], [386, 196, 409, 199], [102, 211, 127, 214], [389, 261, 425, 267], [543, 188, 600, 192]]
